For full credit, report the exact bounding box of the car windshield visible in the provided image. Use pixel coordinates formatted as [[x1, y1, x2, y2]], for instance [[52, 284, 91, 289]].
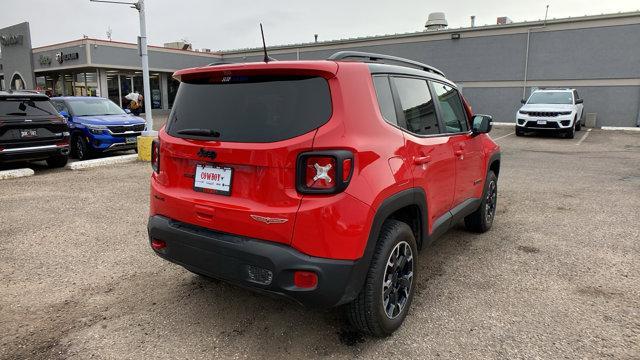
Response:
[[66, 98, 125, 116], [0, 98, 58, 117], [527, 92, 573, 105]]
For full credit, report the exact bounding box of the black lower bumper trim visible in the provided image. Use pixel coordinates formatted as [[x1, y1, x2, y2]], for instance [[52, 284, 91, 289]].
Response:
[[147, 215, 365, 308]]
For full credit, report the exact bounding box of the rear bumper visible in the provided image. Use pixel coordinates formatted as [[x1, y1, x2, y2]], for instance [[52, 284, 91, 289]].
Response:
[[147, 215, 365, 308], [0, 144, 69, 162]]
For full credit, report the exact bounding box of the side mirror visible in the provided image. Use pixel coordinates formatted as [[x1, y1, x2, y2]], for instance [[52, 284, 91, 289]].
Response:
[[472, 114, 493, 134], [520, 99, 527, 104], [59, 110, 69, 118], [575, 99, 583, 104], [124, 108, 132, 114]]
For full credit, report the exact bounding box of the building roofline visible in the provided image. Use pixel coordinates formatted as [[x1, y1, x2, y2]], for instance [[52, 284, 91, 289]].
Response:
[[220, 10, 640, 54], [32, 38, 223, 57]]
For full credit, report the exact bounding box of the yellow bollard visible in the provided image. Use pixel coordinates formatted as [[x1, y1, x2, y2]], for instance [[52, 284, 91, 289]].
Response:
[[137, 135, 156, 161]]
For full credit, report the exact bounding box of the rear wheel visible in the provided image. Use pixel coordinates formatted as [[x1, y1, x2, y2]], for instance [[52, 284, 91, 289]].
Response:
[[465, 170, 498, 233], [347, 219, 417, 337], [46, 154, 68, 168]]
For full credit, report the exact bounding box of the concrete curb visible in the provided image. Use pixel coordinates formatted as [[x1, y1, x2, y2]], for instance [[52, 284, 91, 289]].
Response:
[[66, 154, 139, 170], [492, 122, 515, 126], [601, 126, 640, 132], [0, 168, 35, 180]]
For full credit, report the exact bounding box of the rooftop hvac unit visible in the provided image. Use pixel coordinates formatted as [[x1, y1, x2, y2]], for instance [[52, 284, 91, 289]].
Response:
[[425, 12, 448, 31], [497, 16, 513, 25]]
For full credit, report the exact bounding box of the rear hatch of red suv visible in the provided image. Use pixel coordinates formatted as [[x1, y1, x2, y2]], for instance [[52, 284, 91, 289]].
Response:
[[152, 62, 337, 245]]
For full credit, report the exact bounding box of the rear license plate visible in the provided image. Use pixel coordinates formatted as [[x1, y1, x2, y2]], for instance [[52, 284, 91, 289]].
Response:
[[20, 129, 37, 138], [125, 137, 137, 144], [194, 164, 233, 196], [536, 120, 547, 125]]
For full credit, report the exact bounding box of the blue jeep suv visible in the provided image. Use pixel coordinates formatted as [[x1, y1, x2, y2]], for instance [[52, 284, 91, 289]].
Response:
[[51, 97, 146, 160]]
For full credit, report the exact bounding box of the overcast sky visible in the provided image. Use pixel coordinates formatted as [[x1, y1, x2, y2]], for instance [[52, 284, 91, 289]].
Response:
[[2, 0, 639, 50]]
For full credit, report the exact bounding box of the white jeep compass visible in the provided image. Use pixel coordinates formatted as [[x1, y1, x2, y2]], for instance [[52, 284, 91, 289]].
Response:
[[515, 89, 584, 138]]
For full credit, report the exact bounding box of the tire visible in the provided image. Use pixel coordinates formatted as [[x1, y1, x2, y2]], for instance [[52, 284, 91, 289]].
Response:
[[464, 170, 498, 233], [347, 219, 417, 337], [515, 127, 524, 136], [564, 125, 575, 139], [72, 135, 92, 160], [46, 154, 68, 168], [575, 117, 582, 131]]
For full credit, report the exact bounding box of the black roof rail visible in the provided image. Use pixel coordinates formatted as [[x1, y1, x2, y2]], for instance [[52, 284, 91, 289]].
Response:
[[327, 51, 445, 77], [207, 61, 234, 66]]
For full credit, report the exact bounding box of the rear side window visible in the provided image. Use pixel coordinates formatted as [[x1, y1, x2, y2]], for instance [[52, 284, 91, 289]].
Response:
[[167, 76, 332, 143], [372, 76, 397, 125], [0, 98, 58, 117], [392, 77, 439, 135], [431, 82, 468, 133]]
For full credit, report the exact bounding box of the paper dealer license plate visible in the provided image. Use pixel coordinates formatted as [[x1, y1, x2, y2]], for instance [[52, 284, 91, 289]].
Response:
[[193, 164, 233, 196]]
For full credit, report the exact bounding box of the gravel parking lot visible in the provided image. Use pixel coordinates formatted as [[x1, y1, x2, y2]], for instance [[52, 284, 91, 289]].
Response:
[[1, 127, 639, 359]]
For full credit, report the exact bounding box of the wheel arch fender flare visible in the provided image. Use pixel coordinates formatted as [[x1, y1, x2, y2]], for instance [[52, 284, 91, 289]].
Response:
[[338, 187, 428, 305], [487, 151, 501, 178]]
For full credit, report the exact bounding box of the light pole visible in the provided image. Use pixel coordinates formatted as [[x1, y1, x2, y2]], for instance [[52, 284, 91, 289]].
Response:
[[90, 0, 155, 135]]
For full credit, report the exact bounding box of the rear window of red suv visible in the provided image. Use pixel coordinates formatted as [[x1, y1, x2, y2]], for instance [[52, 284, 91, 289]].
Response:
[[166, 75, 332, 143]]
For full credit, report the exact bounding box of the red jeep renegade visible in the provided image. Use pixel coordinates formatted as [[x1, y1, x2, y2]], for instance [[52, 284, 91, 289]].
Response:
[[148, 52, 500, 336]]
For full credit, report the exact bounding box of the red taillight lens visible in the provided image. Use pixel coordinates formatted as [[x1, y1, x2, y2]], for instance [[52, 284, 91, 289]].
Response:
[[342, 158, 352, 182], [305, 156, 336, 189], [150, 238, 166, 251], [296, 150, 353, 194], [293, 271, 318, 289], [151, 139, 160, 173]]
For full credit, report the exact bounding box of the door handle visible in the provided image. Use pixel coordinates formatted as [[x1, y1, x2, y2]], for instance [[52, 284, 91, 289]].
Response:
[[454, 150, 464, 156], [413, 156, 431, 165]]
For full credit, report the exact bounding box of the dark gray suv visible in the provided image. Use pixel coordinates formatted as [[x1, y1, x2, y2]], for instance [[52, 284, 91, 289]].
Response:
[[0, 91, 70, 168]]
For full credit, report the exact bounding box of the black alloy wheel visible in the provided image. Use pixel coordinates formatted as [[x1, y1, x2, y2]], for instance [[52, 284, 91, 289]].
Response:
[[382, 241, 414, 319], [484, 179, 497, 224]]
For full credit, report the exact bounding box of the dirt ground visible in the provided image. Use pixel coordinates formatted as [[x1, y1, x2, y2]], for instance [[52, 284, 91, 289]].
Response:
[[1, 127, 639, 359]]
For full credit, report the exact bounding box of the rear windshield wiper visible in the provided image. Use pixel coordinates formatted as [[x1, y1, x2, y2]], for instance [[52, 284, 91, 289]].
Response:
[[176, 128, 221, 137]]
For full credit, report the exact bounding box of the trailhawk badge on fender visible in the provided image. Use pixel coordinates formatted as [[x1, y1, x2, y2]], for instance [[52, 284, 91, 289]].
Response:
[[250, 215, 288, 224]]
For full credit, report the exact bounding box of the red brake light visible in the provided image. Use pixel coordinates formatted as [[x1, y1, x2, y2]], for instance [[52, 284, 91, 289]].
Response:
[[296, 150, 354, 194], [151, 139, 160, 173], [305, 156, 336, 189], [293, 270, 318, 289], [150, 238, 166, 251], [342, 158, 352, 182]]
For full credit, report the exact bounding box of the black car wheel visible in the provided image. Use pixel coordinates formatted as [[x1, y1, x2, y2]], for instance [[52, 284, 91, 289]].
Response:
[[347, 219, 417, 337], [564, 124, 575, 139], [73, 136, 92, 160], [465, 170, 498, 233], [515, 127, 525, 136], [46, 154, 69, 168]]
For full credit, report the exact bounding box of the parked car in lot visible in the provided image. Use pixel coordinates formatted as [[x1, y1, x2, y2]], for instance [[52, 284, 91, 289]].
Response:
[[147, 52, 501, 337], [0, 91, 70, 168], [50, 97, 146, 160], [515, 88, 584, 138]]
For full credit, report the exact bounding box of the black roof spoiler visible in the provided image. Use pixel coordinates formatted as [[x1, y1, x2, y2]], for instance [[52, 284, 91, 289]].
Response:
[[327, 51, 445, 77]]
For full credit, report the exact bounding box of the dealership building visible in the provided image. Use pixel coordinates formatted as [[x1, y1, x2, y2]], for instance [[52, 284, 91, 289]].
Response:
[[1, 11, 639, 127]]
